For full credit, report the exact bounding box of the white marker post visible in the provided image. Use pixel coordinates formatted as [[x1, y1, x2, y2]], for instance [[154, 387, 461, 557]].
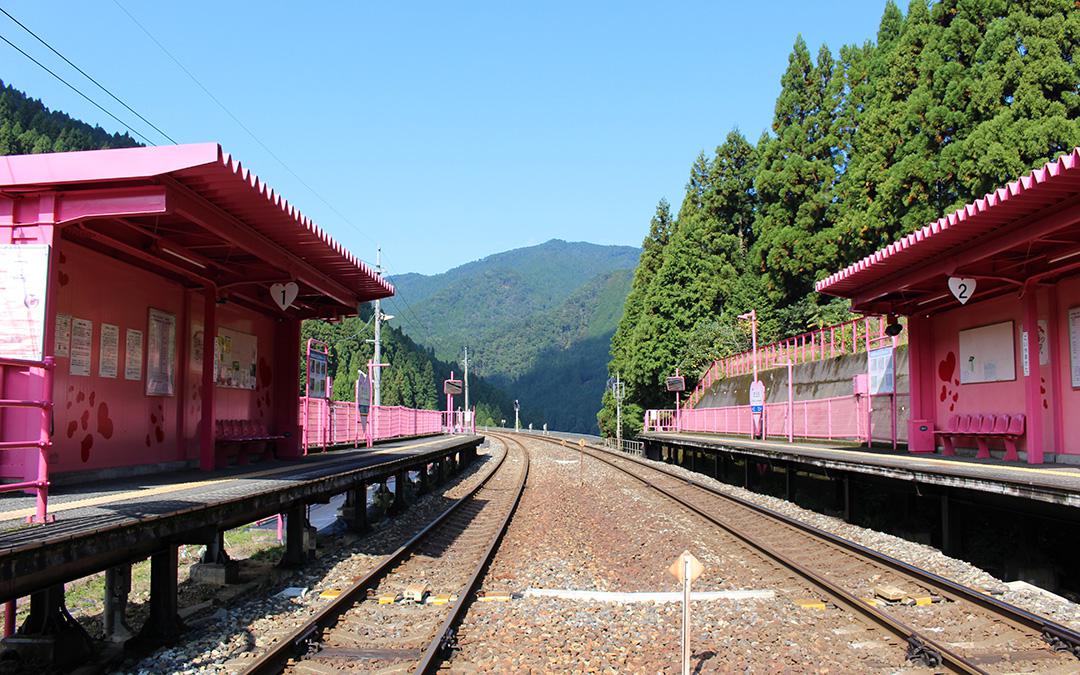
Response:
[[668, 550, 704, 675]]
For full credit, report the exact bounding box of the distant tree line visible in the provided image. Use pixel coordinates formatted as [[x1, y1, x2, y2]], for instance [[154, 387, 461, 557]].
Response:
[[600, 0, 1079, 437], [0, 79, 140, 154]]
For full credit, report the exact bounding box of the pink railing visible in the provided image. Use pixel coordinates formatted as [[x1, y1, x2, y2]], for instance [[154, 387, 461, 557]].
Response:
[[646, 394, 872, 443], [298, 398, 462, 452], [0, 356, 54, 524], [686, 315, 906, 407]]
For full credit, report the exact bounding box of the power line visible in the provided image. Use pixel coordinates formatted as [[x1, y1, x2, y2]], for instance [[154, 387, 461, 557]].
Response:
[[0, 6, 176, 144], [0, 30, 156, 146], [111, 0, 378, 252]]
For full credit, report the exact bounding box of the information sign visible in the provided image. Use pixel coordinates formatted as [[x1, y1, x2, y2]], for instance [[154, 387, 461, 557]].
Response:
[[0, 244, 49, 361], [125, 329, 143, 381], [867, 346, 895, 395], [749, 380, 765, 414], [55, 313, 71, 358], [356, 371, 371, 414], [70, 318, 93, 376], [665, 376, 686, 392], [99, 323, 119, 378], [308, 351, 329, 399], [146, 308, 176, 396], [444, 379, 463, 395]]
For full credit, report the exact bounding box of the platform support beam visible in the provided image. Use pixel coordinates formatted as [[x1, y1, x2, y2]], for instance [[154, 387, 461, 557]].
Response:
[[390, 469, 409, 514], [3, 584, 93, 669], [342, 483, 370, 532], [280, 503, 310, 568], [1022, 284, 1045, 464], [841, 473, 853, 523], [103, 564, 134, 643], [742, 459, 751, 490], [940, 491, 956, 556], [137, 546, 183, 644], [784, 462, 794, 502], [416, 464, 431, 495]]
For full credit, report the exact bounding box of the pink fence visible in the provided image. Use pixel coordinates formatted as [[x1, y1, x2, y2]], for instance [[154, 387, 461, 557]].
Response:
[[686, 315, 906, 407], [298, 398, 453, 452], [646, 394, 872, 443]]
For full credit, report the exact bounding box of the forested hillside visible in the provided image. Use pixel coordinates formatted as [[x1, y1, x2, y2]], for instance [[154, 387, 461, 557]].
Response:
[[389, 240, 640, 432], [0, 79, 140, 153], [601, 0, 1080, 437], [300, 306, 514, 427]]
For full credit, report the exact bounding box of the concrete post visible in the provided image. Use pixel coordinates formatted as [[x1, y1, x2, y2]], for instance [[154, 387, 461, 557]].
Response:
[[342, 484, 370, 532], [280, 503, 309, 568], [138, 547, 183, 643], [103, 564, 133, 642], [3, 584, 93, 668], [390, 469, 409, 515]]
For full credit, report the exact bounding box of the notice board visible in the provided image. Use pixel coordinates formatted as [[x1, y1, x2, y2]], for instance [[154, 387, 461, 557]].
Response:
[[958, 321, 1015, 384], [215, 327, 257, 390], [0, 244, 49, 361]]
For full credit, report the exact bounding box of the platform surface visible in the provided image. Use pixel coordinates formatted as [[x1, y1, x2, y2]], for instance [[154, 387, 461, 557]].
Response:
[[0, 434, 480, 547], [639, 431, 1080, 507]]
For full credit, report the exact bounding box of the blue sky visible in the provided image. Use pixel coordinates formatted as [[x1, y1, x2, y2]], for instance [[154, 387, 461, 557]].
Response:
[[2, 1, 887, 276]]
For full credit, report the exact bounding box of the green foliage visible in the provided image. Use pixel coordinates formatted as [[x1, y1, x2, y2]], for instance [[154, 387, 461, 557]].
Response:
[[0, 79, 140, 154], [388, 240, 641, 433], [299, 305, 513, 423], [604, 0, 1079, 436]]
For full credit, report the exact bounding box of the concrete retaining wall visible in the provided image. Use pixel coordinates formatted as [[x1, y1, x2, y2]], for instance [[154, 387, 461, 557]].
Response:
[[694, 346, 910, 443]]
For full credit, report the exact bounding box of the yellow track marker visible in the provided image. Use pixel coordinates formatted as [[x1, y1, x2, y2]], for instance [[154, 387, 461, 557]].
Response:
[[319, 589, 342, 599], [795, 598, 827, 610]]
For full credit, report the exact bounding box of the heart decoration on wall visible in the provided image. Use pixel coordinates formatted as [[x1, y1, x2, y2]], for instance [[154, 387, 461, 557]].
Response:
[[270, 281, 299, 311], [947, 277, 976, 305]]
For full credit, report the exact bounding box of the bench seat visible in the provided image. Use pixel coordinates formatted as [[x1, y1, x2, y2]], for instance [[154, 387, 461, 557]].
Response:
[[215, 419, 284, 467], [934, 413, 1025, 461]]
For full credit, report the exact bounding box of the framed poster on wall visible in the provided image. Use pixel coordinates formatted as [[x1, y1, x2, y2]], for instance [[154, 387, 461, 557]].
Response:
[[146, 308, 176, 396], [1069, 308, 1080, 388], [0, 244, 49, 362], [214, 327, 257, 390], [958, 321, 1016, 384]]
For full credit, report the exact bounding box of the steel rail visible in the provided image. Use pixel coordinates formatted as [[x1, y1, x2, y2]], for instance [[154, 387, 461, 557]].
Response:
[[576, 438, 1080, 660], [416, 433, 530, 672], [518, 433, 998, 673], [243, 439, 524, 674]]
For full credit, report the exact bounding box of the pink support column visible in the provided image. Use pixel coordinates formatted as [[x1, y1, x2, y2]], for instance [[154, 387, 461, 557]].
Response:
[[199, 284, 217, 471], [1022, 285, 1045, 463], [1047, 286, 1065, 456]]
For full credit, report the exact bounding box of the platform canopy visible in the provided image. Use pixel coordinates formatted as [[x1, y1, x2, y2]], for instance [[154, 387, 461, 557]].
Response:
[[817, 148, 1080, 316], [0, 143, 392, 318]]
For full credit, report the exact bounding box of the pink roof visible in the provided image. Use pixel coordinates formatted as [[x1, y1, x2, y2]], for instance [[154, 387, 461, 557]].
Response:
[[817, 147, 1080, 311], [0, 143, 393, 301]]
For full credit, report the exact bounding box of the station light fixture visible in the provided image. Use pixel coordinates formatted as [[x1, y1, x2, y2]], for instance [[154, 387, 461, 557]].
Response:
[[884, 314, 904, 337]]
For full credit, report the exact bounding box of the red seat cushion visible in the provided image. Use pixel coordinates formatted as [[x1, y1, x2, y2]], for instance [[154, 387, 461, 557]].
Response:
[[979, 414, 995, 433], [1006, 413, 1025, 435], [991, 414, 1009, 434], [957, 414, 973, 433]]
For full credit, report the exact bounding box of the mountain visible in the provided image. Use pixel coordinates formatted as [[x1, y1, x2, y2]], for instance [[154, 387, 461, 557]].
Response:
[[388, 240, 641, 432], [0, 79, 140, 154]]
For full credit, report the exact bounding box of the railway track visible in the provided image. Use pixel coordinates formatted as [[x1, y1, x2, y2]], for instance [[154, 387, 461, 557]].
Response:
[[243, 437, 529, 674], [515, 432, 1080, 674]]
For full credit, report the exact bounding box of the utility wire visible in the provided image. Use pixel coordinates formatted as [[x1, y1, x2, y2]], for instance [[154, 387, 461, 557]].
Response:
[[111, 0, 377, 252], [0, 30, 156, 146], [0, 6, 176, 144]]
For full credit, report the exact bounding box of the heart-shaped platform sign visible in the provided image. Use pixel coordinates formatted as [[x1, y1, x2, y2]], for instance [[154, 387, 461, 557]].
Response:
[[270, 282, 299, 311], [948, 277, 976, 305]]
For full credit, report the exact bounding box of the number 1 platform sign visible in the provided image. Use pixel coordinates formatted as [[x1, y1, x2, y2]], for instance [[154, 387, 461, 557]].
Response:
[[0, 245, 49, 362]]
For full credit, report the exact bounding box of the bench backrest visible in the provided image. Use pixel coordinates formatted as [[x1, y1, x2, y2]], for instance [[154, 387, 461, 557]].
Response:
[[1006, 413, 1025, 435], [944, 414, 960, 432], [978, 414, 996, 433], [957, 414, 973, 433], [991, 414, 1009, 434]]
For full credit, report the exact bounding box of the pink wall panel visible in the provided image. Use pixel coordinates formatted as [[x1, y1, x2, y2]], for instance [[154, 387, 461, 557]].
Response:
[[1053, 275, 1080, 456], [927, 290, 1059, 455], [49, 242, 187, 473]]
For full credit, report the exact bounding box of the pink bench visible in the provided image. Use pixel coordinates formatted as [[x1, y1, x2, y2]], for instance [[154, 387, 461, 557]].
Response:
[[215, 419, 284, 467], [935, 413, 1025, 461]]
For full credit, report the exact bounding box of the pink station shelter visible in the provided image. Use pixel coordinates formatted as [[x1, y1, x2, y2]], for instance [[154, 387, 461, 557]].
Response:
[[818, 147, 1080, 465], [0, 144, 392, 515]]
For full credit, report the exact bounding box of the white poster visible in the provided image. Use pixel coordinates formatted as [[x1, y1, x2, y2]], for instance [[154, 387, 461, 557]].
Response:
[[125, 329, 143, 381], [868, 346, 896, 395], [0, 244, 49, 361], [958, 321, 1016, 384], [146, 308, 176, 396], [1021, 320, 1050, 377], [1070, 308, 1080, 388], [55, 313, 71, 358], [99, 323, 119, 378], [70, 318, 93, 376]]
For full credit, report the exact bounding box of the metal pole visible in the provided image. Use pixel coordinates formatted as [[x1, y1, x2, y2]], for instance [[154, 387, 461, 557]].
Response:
[[682, 556, 691, 675], [373, 247, 382, 407], [615, 373, 623, 451], [514, 399, 520, 432], [787, 360, 794, 443], [675, 367, 681, 432], [463, 347, 469, 411]]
